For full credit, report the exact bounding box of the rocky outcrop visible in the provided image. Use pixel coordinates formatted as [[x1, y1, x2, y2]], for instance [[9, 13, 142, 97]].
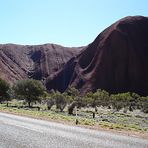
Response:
[[0, 44, 82, 84], [45, 16, 148, 96], [1, 16, 148, 96]]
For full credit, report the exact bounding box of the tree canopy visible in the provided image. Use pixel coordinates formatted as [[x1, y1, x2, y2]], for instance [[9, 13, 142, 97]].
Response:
[[0, 78, 10, 102], [13, 79, 46, 107]]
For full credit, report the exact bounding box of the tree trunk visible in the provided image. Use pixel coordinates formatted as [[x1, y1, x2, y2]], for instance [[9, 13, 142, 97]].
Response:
[[6, 101, 9, 107], [28, 101, 31, 108], [129, 105, 133, 111], [47, 106, 51, 110], [76, 119, 79, 125], [60, 108, 63, 112], [93, 112, 95, 118], [60, 104, 66, 112], [68, 102, 77, 115]]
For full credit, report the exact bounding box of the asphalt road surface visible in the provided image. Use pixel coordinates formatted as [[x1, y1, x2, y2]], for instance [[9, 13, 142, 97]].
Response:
[[0, 112, 147, 148]]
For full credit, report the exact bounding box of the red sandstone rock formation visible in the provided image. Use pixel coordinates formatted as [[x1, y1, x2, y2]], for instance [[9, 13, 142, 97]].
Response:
[[45, 16, 148, 96], [0, 43, 82, 84]]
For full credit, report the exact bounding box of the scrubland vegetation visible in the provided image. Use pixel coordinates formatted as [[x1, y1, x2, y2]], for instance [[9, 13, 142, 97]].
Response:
[[0, 78, 148, 133]]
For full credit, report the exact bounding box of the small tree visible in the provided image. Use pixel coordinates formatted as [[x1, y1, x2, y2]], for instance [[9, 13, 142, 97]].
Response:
[[47, 98, 55, 110], [40, 91, 55, 110], [129, 92, 140, 111], [84, 89, 110, 118], [46, 95, 55, 110], [66, 87, 80, 115], [0, 78, 10, 104], [110, 92, 132, 112], [52, 91, 67, 112], [95, 89, 110, 108], [13, 79, 46, 107], [83, 92, 94, 107], [137, 96, 148, 113], [84, 92, 97, 110]]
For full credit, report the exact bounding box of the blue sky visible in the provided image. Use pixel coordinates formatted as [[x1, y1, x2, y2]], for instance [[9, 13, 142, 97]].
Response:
[[0, 0, 147, 47]]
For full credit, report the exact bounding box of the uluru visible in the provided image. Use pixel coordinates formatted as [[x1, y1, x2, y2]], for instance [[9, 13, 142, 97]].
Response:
[[0, 44, 83, 83], [45, 16, 148, 96], [0, 16, 148, 96]]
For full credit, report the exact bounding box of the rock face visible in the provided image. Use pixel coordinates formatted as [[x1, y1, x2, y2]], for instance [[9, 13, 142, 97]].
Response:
[[45, 16, 148, 96], [0, 16, 148, 96], [0, 44, 82, 84]]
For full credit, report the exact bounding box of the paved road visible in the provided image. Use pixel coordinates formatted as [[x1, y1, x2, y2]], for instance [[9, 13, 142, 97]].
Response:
[[0, 112, 147, 148]]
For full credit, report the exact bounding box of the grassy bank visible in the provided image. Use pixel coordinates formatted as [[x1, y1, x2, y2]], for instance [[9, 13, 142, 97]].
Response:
[[0, 102, 148, 138]]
